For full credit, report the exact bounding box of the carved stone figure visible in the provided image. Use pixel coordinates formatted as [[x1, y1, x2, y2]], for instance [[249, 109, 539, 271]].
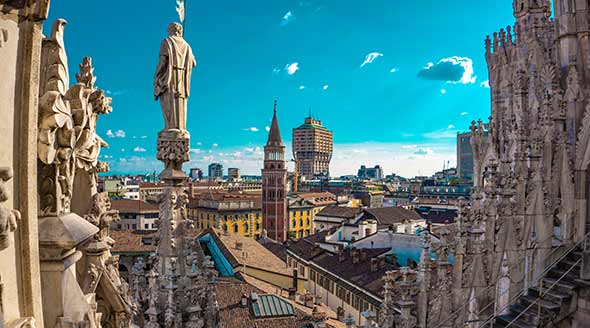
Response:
[[0, 167, 19, 251], [154, 22, 196, 132]]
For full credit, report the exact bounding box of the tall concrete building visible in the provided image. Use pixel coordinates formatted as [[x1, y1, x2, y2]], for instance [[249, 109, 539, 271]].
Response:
[[208, 163, 223, 180], [262, 101, 288, 242], [227, 167, 240, 180], [292, 116, 333, 179], [189, 167, 203, 180], [456, 132, 473, 180]]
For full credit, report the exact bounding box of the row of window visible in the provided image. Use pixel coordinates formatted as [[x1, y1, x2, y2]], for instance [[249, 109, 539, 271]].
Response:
[[309, 269, 373, 313]]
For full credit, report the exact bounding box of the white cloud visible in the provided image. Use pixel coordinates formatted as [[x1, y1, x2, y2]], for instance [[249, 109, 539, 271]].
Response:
[[105, 90, 126, 96], [299, 85, 306, 90], [212, 143, 219, 148], [285, 62, 299, 75], [265, 126, 270, 132], [196, 142, 203, 146], [460, 112, 468, 116], [447, 124, 455, 129], [106, 129, 126, 138], [442, 56, 476, 84], [281, 11, 294, 26], [323, 85, 329, 90], [389, 68, 398, 73], [401, 144, 418, 149], [360, 52, 383, 67], [140, 135, 148, 139], [244, 127, 259, 132], [440, 89, 447, 94], [414, 147, 434, 155], [480, 80, 490, 88], [422, 127, 460, 139], [191, 148, 202, 154], [418, 56, 476, 84], [133, 146, 146, 152], [272, 67, 282, 75], [330, 142, 455, 178]]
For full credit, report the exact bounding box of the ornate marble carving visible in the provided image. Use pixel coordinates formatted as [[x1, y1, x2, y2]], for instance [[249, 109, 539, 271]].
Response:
[[0, 168, 19, 251]]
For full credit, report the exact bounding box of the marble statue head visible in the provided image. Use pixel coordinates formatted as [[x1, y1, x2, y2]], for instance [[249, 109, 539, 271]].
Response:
[[168, 22, 183, 37]]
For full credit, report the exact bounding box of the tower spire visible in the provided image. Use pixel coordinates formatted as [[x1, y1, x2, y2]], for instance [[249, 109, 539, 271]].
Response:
[[267, 100, 283, 146]]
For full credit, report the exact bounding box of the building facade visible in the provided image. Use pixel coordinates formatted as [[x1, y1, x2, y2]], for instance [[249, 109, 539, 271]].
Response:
[[456, 132, 474, 180], [357, 165, 384, 180], [292, 116, 333, 179], [111, 199, 159, 231], [228, 167, 240, 180], [208, 162, 223, 181], [262, 101, 289, 242], [189, 167, 203, 180]]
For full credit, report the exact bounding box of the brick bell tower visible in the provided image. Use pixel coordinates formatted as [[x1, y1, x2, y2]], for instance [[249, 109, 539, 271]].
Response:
[[262, 100, 288, 242]]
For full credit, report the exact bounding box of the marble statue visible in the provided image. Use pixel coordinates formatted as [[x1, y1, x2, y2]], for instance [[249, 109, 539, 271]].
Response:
[[154, 22, 196, 131]]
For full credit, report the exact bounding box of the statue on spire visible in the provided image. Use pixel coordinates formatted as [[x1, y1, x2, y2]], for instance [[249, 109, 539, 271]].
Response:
[[154, 22, 196, 131]]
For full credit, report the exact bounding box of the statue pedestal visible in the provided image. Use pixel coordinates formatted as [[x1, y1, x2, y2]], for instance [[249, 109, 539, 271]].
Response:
[[157, 129, 190, 183]]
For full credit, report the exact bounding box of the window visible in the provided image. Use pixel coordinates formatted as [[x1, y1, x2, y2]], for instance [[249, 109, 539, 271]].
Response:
[[144, 223, 149, 229], [132, 224, 137, 230], [244, 223, 249, 232], [233, 224, 238, 233], [256, 222, 260, 231], [223, 224, 228, 231]]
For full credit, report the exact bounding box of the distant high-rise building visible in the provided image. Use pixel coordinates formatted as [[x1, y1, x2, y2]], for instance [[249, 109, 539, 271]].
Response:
[[228, 167, 240, 180], [189, 167, 203, 181], [456, 132, 473, 180], [208, 163, 223, 180], [357, 165, 383, 180], [292, 115, 333, 179], [262, 100, 288, 242]]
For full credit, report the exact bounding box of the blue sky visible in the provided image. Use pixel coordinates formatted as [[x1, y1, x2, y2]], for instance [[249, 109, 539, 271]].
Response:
[[45, 0, 514, 177]]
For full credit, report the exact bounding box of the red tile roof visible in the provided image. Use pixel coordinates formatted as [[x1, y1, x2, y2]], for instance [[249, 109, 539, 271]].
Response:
[[110, 230, 157, 253], [111, 199, 159, 213]]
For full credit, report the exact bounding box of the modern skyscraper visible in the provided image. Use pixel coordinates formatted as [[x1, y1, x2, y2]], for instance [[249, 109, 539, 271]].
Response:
[[227, 167, 240, 180], [208, 163, 223, 181], [189, 167, 203, 181], [262, 100, 288, 242], [292, 115, 333, 179], [456, 132, 473, 180]]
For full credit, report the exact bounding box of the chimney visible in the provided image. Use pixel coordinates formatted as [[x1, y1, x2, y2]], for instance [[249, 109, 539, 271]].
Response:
[[379, 257, 386, 269], [235, 241, 243, 250], [292, 268, 298, 291], [311, 244, 322, 257], [352, 248, 360, 265], [370, 258, 378, 272], [241, 294, 248, 307]]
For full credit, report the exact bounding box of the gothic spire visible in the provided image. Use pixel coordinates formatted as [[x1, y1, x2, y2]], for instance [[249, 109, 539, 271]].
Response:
[[266, 99, 283, 147]]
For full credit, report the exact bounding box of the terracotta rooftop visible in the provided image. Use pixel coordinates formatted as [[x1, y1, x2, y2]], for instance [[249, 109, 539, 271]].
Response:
[[311, 247, 394, 297], [363, 206, 423, 227], [208, 228, 292, 276], [111, 199, 159, 213], [316, 205, 362, 219], [138, 182, 165, 189], [110, 230, 157, 253], [215, 277, 314, 328]]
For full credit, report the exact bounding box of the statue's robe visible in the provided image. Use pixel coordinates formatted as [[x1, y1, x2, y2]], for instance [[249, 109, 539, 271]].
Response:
[[154, 35, 196, 131]]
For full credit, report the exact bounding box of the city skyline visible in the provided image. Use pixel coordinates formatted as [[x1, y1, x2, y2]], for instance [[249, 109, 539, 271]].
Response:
[[45, 0, 515, 177]]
